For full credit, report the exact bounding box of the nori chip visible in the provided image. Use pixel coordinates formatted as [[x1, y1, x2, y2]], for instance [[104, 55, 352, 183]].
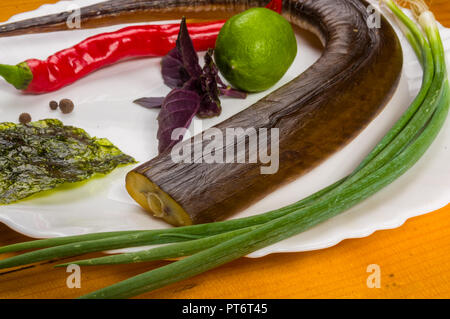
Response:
[[0, 119, 136, 204]]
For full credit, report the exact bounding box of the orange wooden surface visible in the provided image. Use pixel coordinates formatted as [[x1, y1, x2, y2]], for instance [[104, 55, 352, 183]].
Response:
[[0, 0, 449, 299]]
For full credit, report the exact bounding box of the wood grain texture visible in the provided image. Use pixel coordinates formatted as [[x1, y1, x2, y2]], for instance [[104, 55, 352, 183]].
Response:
[[0, 0, 449, 299]]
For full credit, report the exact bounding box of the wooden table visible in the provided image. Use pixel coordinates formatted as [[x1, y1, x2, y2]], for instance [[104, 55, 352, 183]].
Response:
[[1, 0, 449, 299]]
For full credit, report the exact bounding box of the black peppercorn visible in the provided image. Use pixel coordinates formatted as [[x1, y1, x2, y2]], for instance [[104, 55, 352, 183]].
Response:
[[49, 100, 58, 110], [59, 99, 75, 114], [19, 113, 32, 124]]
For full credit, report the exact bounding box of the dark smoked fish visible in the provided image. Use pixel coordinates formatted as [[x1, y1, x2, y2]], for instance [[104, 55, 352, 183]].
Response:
[[0, 0, 251, 37], [128, 0, 403, 226], [0, 0, 403, 226]]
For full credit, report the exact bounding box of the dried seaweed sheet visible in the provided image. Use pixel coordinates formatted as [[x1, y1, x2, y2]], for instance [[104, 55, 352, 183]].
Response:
[[0, 119, 136, 204]]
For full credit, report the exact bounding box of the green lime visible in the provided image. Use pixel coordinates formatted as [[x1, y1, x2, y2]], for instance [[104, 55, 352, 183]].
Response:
[[214, 7, 297, 93]]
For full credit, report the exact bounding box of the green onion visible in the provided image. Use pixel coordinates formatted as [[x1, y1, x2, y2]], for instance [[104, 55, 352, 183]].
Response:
[[54, 226, 259, 267], [0, 179, 342, 260], [355, 0, 435, 170], [0, 231, 147, 255]]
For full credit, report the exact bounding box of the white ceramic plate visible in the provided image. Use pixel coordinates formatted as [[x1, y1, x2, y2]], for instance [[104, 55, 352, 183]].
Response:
[[0, 1, 449, 258]]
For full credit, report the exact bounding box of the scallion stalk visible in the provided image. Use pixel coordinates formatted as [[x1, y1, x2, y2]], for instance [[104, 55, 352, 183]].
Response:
[[54, 226, 259, 267]]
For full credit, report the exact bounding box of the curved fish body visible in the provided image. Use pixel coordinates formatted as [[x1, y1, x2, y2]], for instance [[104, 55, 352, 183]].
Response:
[[0, 0, 403, 226], [0, 0, 261, 37]]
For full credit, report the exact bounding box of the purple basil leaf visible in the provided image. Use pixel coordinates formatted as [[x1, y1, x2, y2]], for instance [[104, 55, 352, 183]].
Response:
[[161, 48, 190, 88], [196, 49, 222, 118], [157, 88, 201, 154], [198, 94, 221, 118], [203, 49, 247, 104], [161, 17, 202, 89], [203, 49, 221, 81], [133, 97, 165, 109], [198, 77, 221, 118], [182, 77, 202, 92], [203, 49, 225, 89], [141, 23, 250, 153], [176, 17, 203, 79]]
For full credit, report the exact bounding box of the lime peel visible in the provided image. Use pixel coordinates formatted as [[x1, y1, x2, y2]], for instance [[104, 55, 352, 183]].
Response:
[[214, 7, 298, 93]]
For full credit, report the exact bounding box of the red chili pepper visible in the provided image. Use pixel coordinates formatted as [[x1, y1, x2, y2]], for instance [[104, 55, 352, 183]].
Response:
[[0, 21, 224, 94], [266, 0, 283, 13], [0, 0, 282, 94]]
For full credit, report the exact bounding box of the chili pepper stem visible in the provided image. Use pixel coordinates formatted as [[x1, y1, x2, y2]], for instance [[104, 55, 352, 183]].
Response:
[[0, 62, 32, 90]]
